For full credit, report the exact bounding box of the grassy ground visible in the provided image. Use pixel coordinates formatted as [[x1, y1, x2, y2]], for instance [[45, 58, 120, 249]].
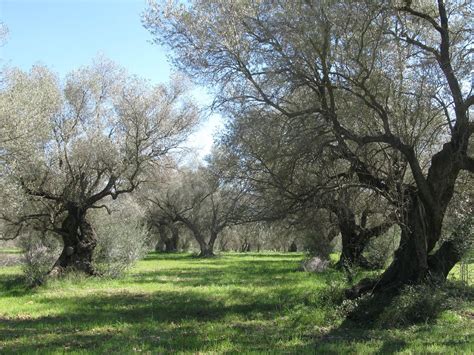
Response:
[[0, 252, 473, 354]]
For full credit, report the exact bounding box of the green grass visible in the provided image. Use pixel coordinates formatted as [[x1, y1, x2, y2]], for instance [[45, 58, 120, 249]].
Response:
[[0, 252, 473, 353]]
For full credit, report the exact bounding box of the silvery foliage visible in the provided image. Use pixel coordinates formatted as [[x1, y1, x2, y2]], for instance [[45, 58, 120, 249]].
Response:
[[0, 57, 198, 241], [93, 220, 151, 278]]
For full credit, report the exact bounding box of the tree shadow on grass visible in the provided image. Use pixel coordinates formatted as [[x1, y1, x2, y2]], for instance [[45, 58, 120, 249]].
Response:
[[310, 281, 474, 353], [143, 251, 304, 262], [131, 253, 305, 288], [130, 265, 304, 289], [0, 286, 307, 353], [0, 253, 316, 352], [0, 274, 33, 298], [7, 253, 471, 352]]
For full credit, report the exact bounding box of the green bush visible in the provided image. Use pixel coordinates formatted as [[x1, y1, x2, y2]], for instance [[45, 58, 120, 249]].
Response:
[[93, 220, 151, 278], [362, 226, 400, 269], [377, 284, 443, 327], [19, 232, 61, 286]]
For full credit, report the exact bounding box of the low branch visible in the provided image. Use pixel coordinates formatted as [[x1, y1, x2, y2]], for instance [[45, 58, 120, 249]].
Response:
[[89, 204, 112, 214]]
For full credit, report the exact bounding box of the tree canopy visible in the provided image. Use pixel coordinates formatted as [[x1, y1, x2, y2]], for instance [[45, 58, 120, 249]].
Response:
[[144, 0, 473, 292], [0, 58, 199, 273]]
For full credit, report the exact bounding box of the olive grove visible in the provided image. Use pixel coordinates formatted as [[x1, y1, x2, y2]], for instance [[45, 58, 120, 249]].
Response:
[[217, 106, 396, 267], [144, 166, 250, 257], [144, 0, 473, 293], [0, 59, 198, 275]]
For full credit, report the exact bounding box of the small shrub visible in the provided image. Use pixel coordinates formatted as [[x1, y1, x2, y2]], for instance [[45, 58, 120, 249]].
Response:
[[19, 232, 61, 286], [363, 226, 400, 269], [93, 220, 151, 278], [337, 293, 372, 319], [320, 279, 347, 306]]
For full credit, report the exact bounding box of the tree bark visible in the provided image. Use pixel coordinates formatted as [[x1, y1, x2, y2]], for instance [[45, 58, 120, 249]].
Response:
[[347, 2, 472, 297], [428, 241, 463, 281], [337, 226, 369, 268], [288, 240, 297, 252], [196, 231, 217, 257], [155, 224, 167, 252], [348, 183, 462, 298], [176, 216, 216, 257], [167, 223, 179, 252], [155, 223, 179, 252], [198, 244, 215, 257], [332, 205, 391, 269], [50, 208, 97, 276], [241, 239, 251, 252]]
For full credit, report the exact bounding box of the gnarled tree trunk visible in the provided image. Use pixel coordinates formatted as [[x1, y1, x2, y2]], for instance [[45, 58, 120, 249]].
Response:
[[167, 223, 179, 252], [348, 143, 466, 298], [288, 240, 297, 252], [337, 226, 368, 269], [197, 231, 217, 257], [198, 243, 215, 257], [332, 205, 392, 269], [50, 208, 97, 276], [156, 223, 180, 253], [373, 193, 436, 290]]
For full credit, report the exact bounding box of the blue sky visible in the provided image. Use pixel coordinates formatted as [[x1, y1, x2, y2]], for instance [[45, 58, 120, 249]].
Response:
[[0, 0, 170, 82], [0, 0, 222, 160]]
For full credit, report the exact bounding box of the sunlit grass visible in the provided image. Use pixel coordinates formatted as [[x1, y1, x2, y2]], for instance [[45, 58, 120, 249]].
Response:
[[0, 252, 472, 353]]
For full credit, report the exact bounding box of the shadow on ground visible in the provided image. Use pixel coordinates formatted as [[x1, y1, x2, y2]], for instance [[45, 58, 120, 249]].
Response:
[[1, 252, 472, 353]]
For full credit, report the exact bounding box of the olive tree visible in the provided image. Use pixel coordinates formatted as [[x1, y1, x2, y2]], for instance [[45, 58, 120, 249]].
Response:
[[218, 106, 395, 267], [147, 214, 181, 252], [144, 0, 473, 293], [0, 59, 198, 275], [146, 166, 249, 257]]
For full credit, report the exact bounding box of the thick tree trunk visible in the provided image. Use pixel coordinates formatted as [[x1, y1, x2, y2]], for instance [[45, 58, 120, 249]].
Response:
[[177, 217, 217, 257], [428, 241, 463, 280], [378, 196, 433, 287], [348, 188, 461, 298], [288, 240, 297, 252], [155, 223, 179, 252], [344, 4, 472, 299], [155, 240, 165, 252], [333, 206, 371, 269], [337, 225, 366, 268], [155, 224, 167, 252], [199, 242, 215, 258], [197, 231, 217, 257], [241, 239, 251, 252], [164, 238, 177, 253], [167, 224, 179, 252], [373, 143, 464, 291], [50, 209, 97, 276]]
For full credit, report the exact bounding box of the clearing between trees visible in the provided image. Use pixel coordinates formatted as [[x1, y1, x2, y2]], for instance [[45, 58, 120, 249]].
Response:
[[0, 251, 472, 353]]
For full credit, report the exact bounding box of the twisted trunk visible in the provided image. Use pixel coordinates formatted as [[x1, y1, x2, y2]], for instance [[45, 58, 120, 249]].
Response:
[[155, 224, 166, 252], [332, 205, 367, 268], [197, 230, 217, 257], [155, 223, 179, 252], [50, 208, 97, 276], [288, 240, 297, 252], [348, 143, 465, 298], [198, 243, 215, 257], [241, 241, 251, 252], [167, 223, 179, 252], [338, 225, 369, 268], [332, 205, 392, 269]]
